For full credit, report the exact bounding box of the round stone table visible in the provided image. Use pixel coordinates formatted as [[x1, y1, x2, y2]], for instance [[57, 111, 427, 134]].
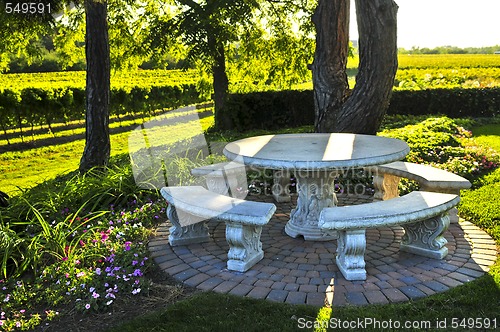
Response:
[[223, 133, 410, 241]]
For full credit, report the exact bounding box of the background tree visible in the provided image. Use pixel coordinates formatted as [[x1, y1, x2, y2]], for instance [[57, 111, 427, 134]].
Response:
[[147, 0, 316, 130], [150, 0, 260, 129], [0, 0, 71, 72], [312, 0, 398, 134], [79, 0, 111, 173]]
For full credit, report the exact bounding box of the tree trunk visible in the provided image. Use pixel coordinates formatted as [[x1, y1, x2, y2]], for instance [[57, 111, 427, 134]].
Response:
[[313, 0, 398, 134], [312, 0, 350, 133], [211, 39, 231, 130], [80, 0, 111, 174]]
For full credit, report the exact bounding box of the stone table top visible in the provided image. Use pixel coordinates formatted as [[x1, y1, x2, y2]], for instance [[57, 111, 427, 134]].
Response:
[[223, 133, 410, 170]]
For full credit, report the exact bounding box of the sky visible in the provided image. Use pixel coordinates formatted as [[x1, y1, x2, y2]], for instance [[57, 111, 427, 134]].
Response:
[[349, 0, 500, 49]]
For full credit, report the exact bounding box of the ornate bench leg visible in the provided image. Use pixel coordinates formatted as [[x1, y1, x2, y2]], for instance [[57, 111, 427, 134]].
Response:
[[400, 212, 450, 259], [225, 169, 249, 199], [373, 173, 400, 201], [336, 229, 367, 281], [272, 169, 291, 203], [205, 168, 248, 198], [167, 205, 210, 246], [205, 174, 230, 196], [225, 222, 264, 272]]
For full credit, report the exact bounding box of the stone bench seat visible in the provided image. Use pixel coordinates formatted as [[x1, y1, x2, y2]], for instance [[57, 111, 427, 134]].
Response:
[[160, 186, 276, 272], [191, 162, 292, 202], [190, 162, 249, 198], [319, 191, 460, 280], [367, 161, 471, 200]]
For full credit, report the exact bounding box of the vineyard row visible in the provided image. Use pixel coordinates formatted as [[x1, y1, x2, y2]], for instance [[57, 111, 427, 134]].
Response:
[[0, 84, 205, 137]]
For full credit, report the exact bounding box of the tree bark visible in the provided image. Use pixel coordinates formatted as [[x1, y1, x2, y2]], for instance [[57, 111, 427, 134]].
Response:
[[312, 0, 350, 133], [210, 37, 231, 130], [313, 0, 398, 134], [80, 0, 111, 174]]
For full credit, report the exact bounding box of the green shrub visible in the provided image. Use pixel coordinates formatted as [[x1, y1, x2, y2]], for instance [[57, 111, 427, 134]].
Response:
[[380, 117, 499, 182]]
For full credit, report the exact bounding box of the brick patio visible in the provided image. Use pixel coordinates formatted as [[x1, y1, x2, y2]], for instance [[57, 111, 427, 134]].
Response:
[[149, 194, 498, 307]]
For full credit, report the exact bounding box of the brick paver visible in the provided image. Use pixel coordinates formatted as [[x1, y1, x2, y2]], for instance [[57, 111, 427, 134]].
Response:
[[150, 194, 497, 306]]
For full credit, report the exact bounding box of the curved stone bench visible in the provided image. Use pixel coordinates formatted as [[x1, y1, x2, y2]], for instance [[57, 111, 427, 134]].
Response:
[[319, 191, 460, 281], [367, 161, 471, 200], [161, 186, 276, 272]]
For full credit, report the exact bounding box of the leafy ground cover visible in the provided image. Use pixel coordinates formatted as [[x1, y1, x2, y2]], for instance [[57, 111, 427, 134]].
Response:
[[0, 115, 499, 331]]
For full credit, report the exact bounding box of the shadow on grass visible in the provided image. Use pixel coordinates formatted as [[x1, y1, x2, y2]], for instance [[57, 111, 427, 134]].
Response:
[[0, 110, 214, 154]]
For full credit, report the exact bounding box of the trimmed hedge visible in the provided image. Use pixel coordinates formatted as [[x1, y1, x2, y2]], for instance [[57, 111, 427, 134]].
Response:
[[219, 90, 314, 131], [218, 88, 500, 131], [388, 88, 500, 118]]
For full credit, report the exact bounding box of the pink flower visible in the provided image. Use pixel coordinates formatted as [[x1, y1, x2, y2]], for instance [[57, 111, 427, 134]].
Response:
[[101, 232, 109, 242], [85, 304, 90, 310]]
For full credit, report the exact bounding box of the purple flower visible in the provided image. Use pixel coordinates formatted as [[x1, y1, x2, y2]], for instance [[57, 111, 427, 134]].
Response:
[[95, 268, 101, 276], [124, 242, 132, 251], [132, 260, 138, 266], [132, 269, 143, 277], [85, 304, 91, 310]]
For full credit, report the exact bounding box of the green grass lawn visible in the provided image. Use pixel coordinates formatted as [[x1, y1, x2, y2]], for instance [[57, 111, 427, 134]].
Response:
[[0, 109, 215, 195], [471, 124, 500, 152]]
